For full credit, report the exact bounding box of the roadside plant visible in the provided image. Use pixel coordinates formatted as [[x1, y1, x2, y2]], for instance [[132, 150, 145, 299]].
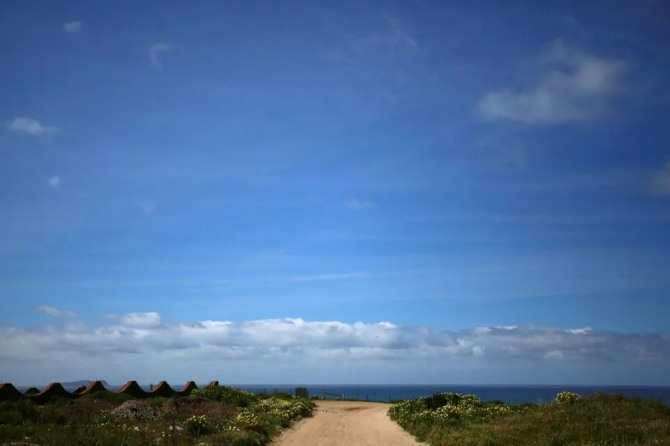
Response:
[[554, 391, 583, 405], [184, 414, 212, 437]]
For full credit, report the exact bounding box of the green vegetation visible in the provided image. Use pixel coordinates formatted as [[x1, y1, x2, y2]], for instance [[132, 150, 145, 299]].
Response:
[[389, 391, 670, 446], [0, 386, 314, 445]]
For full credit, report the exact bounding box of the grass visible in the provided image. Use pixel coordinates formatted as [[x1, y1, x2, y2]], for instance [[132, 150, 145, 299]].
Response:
[[388, 391, 670, 446], [0, 386, 314, 445]]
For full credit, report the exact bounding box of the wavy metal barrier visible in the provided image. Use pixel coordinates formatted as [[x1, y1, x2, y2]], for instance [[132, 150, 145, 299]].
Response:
[[0, 380, 220, 404]]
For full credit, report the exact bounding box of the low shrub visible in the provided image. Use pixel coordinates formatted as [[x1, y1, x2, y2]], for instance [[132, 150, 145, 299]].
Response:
[[190, 386, 258, 407], [79, 391, 133, 404], [184, 414, 213, 436], [554, 390, 582, 405]]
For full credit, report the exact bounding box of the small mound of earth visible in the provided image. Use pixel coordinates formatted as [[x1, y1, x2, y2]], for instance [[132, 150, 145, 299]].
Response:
[[111, 400, 162, 421]]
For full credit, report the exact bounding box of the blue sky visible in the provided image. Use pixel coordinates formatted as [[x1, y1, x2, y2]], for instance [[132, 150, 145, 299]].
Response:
[[1, 0, 669, 386]]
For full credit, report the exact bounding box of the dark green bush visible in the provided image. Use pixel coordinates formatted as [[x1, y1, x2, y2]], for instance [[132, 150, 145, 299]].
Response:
[[189, 386, 258, 407], [0, 400, 40, 424], [268, 392, 293, 400], [423, 392, 464, 410], [79, 391, 133, 404]]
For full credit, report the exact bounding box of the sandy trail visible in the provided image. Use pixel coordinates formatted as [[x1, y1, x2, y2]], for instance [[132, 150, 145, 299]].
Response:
[[272, 400, 424, 446]]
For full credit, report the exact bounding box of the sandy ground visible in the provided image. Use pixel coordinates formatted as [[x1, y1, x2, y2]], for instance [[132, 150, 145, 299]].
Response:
[[272, 400, 424, 446]]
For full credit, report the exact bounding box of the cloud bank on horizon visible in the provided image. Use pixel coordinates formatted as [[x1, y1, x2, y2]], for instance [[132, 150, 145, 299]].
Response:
[[1, 1, 669, 385], [2, 309, 669, 386]]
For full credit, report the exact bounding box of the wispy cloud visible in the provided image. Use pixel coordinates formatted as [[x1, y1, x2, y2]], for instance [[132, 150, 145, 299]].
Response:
[[148, 42, 171, 68], [35, 305, 77, 318], [1, 316, 668, 384], [134, 199, 156, 214], [285, 272, 373, 282], [650, 160, 670, 196], [48, 175, 61, 188], [6, 117, 60, 135], [345, 198, 376, 209], [63, 21, 82, 34], [478, 40, 628, 123], [329, 11, 418, 63], [370, 11, 418, 53]]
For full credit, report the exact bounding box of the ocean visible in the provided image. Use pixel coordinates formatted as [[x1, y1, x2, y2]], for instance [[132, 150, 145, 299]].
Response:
[[234, 384, 670, 405], [21, 382, 670, 406]]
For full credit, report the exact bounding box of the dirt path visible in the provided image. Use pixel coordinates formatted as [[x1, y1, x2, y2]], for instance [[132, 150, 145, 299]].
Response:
[[272, 400, 424, 446]]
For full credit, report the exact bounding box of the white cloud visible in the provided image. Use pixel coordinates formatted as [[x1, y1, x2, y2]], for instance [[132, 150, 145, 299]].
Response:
[[478, 40, 628, 123], [35, 305, 77, 318], [345, 198, 376, 209], [6, 117, 60, 135], [63, 21, 82, 34], [148, 43, 171, 68], [48, 175, 61, 188], [544, 350, 565, 360], [494, 325, 518, 330], [1, 316, 668, 385], [120, 312, 162, 328], [650, 160, 670, 196]]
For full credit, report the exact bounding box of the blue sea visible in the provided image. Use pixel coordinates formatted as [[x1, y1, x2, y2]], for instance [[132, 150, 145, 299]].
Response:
[[24, 382, 670, 406], [234, 384, 670, 405]]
